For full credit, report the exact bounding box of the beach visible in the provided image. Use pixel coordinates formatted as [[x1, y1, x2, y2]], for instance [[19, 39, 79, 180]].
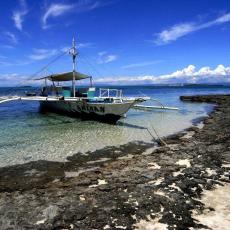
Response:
[[0, 94, 230, 229]]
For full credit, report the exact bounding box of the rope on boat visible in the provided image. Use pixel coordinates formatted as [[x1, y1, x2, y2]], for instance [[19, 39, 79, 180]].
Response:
[[29, 49, 71, 80]]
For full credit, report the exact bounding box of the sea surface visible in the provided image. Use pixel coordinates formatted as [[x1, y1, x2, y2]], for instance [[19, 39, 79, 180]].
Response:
[[0, 85, 230, 167]]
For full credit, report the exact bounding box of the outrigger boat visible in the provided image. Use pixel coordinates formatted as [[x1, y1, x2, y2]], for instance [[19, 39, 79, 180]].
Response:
[[0, 38, 178, 124], [0, 38, 152, 124]]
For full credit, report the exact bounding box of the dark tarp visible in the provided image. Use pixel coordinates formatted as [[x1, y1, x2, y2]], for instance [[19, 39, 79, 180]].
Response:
[[36, 71, 91, 82]]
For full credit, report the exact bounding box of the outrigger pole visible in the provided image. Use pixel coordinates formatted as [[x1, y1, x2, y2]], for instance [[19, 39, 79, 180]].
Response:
[[70, 37, 78, 97]]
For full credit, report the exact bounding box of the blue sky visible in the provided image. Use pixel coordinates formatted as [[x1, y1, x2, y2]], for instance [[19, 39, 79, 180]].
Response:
[[1, 0, 230, 86]]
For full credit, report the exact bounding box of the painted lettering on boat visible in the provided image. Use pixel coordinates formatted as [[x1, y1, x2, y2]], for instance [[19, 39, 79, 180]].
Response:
[[76, 105, 105, 113]]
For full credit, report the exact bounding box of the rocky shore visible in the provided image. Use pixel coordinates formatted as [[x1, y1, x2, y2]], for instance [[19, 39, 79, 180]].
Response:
[[0, 95, 230, 230]]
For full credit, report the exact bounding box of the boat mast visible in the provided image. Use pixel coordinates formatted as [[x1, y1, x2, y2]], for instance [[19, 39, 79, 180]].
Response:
[[70, 37, 77, 97]]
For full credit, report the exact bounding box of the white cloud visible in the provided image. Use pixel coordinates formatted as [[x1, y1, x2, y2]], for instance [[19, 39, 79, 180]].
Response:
[[0, 45, 15, 49], [0, 73, 27, 85], [3, 32, 18, 45], [94, 65, 230, 84], [2, 64, 230, 86], [42, 3, 74, 29], [155, 13, 230, 45], [42, 1, 102, 29], [157, 64, 230, 81], [105, 55, 117, 63], [28, 48, 58, 60], [122, 60, 163, 69], [0, 73, 40, 86], [78, 42, 94, 48], [0, 60, 11, 67], [12, 0, 28, 31], [0, 52, 33, 67], [215, 13, 230, 23], [60, 46, 69, 52], [155, 23, 195, 45], [0, 73, 22, 81], [98, 51, 117, 64], [0, 46, 67, 68], [0, 59, 32, 67], [59, 42, 93, 53]]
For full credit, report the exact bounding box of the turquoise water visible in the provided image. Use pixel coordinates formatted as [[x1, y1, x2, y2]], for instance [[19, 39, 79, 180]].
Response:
[[0, 85, 230, 167]]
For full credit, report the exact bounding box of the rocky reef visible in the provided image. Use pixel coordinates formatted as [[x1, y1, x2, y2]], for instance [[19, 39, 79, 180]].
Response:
[[0, 95, 230, 229]]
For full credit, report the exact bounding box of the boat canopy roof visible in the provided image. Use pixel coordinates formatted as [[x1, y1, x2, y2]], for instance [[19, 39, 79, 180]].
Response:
[[36, 71, 91, 82]]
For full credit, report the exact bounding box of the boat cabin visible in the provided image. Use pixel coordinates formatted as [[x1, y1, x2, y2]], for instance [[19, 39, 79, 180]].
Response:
[[38, 71, 95, 99]]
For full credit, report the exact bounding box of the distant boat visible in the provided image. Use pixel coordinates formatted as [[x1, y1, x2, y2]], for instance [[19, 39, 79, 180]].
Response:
[[25, 91, 36, 96], [16, 85, 32, 88]]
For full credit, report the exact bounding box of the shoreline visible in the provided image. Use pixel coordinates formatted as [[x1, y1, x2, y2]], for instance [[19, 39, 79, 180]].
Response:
[[0, 94, 230, 229]]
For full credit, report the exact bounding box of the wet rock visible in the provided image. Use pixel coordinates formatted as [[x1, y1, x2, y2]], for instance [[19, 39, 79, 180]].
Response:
[[187, 126, 200, 133], [154, 146, 170, 153]]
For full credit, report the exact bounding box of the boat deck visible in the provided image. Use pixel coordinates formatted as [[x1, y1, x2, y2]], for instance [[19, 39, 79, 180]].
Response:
[[0, 95, 150, 103], [0, 96, 179, 110]]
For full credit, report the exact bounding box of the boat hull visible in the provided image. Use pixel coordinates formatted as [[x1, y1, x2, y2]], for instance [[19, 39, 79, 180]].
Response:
[[39, 100, 134, 124]]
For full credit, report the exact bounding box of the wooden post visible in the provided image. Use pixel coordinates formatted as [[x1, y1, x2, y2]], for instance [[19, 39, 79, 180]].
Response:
[[71, 37, 77, 97]]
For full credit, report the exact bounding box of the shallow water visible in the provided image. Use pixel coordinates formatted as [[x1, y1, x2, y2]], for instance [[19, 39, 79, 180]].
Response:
[[0, 85, 230, 167]]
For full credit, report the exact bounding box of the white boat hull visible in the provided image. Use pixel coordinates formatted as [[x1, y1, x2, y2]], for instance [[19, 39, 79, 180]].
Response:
[[0, 95, 149, 123], [40, 100, 135, 123]]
